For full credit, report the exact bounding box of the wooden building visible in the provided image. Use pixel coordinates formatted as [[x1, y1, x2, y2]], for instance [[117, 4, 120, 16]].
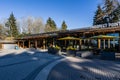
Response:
[[17, 25, 120, 51], [0, 37, 16, 49], [0, 40, 16, 49]]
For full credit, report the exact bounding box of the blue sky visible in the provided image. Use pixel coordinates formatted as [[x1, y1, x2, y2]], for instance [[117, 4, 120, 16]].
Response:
[[0, 0, 102, 29]]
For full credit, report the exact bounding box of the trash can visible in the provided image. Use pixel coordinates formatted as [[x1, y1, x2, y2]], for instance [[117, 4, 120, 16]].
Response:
[[15, 46, 18, 50]]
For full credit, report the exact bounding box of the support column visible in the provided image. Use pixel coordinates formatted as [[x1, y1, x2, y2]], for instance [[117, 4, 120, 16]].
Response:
[[79, 39, 82, 50], [98, 39, 101, 49], [113, 39, 115, 48], [103, 39, 105, 49], [43, 39, 46, 49], [108, 39, 110, 48], [84, 39, 86, 44], [53, 38, 55, 47], [80, 39, 82, 45], [87, 39, 90, 48], [22, 41, 24, 48], [37, 39, 40, 48], [17, 41, 20, 47], [28, 40, 30, 48], [19, 42, 21, 48], [0, 44, 3, 49], [35, 40, 38, 48], [75, 40, 76, 46], [2, 44, 3, 49]]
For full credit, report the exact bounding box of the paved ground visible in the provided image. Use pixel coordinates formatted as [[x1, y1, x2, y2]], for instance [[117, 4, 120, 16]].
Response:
[[47, 57, 120, 80], [0, 49, 62, 80], [0, 49, 120, 80]]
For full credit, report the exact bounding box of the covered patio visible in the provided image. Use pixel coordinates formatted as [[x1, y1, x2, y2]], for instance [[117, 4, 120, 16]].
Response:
[[90, 35, 118, 49]]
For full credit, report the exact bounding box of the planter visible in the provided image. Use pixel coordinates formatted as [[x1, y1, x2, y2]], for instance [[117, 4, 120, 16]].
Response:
[[53, 48, 60, 54], [67, 50, 76, 56], [92, 49, 101, 55], [48, 47, 60, 55], [48, 47, 54, 54], [100, 51, 115, 60]]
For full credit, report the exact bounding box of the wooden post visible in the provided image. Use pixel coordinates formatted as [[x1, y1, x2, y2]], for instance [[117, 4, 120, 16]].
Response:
[[103, 39, 105, 49], [22, 41, 24, 48], [0, 44, 3, 49], [87, 39, 89, 48], [53, 38, 54, 46], [35, 40, 37, 48], [19, 42, 21, 48], [17, 41, 20, 47], [84, 39, 86, 44], [75, 40, 76, 46], [113, 39, 115, 48], [79, 39, 82, 50], [108, 39, 110, 48], [80, 39, 82, 45], [29, 40, 30, 48], [43, 39, 45, 49], [2, 44, 3, 49], [98, 39, 101, 49]]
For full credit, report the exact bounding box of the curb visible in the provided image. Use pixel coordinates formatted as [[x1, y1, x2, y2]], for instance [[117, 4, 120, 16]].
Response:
[[34, 57, 66, 80]]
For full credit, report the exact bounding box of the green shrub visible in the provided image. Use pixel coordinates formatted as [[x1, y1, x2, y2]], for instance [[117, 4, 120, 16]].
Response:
[[53, 45, 60, 50], [67, 46, 76, 50]]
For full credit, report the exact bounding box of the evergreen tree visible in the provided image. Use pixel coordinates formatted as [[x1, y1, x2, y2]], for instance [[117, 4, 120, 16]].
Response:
[[0, 25, 3, 36], [103, 0, 119, 23], [111, 3, 120, 23], [112, 0, 120, 8], [93, 0, 120, 25], [61, 21, 67, 30], [51, 20, 57, 30], [47, 17, 52, 26], [104, 0, 114, 16], [0, 24, 8, 39], [45, 17, 57, 32], [5, 13, 19, 38], [93, 5, 104, 25]]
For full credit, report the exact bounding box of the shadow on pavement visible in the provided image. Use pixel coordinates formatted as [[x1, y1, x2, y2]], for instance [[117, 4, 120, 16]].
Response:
[[47, 57, 120, 80]]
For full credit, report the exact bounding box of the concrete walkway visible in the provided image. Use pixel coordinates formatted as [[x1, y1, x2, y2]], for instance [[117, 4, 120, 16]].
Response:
[[0, 49, 120, 80], [0, 49, 62, 80]]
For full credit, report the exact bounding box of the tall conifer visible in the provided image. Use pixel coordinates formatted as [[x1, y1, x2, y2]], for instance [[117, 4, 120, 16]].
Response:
[[93, 5, 104, 25], [6, 13, 19, 38], [61, 21, 67, 30]]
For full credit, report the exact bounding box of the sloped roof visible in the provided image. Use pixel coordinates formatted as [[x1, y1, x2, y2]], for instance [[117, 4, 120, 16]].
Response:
[[0, 40, 16, 43]]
